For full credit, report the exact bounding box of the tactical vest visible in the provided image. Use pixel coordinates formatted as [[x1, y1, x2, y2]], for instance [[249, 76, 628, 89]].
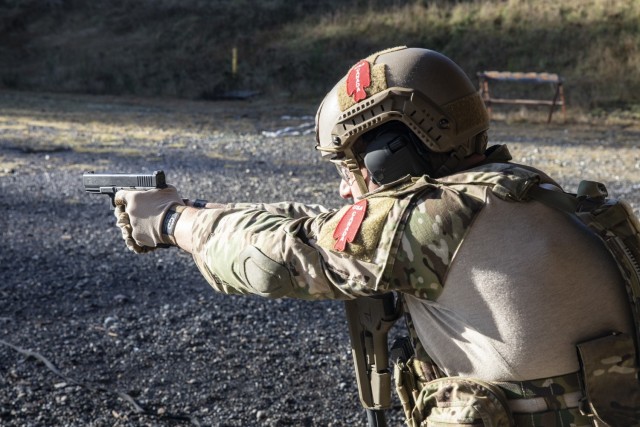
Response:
[[394, 174, 640, 426]]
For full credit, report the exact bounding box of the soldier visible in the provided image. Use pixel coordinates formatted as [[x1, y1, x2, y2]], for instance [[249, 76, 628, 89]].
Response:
[[114, 47, 638, 426]]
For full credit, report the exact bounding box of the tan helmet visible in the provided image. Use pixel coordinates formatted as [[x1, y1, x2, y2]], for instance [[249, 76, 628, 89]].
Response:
[[315, 46, 489, 193]]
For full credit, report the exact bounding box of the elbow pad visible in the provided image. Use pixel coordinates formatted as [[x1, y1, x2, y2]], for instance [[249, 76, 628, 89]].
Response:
[[234, 246, 295, 298]]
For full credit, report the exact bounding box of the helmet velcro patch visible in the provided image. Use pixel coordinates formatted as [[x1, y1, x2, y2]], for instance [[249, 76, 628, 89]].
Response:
[[442, 92, 489, 135], [338, 61, 387, 112]]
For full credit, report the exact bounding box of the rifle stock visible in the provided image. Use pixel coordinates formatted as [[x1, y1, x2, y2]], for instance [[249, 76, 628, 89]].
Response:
[[345, 293, 400, 426]]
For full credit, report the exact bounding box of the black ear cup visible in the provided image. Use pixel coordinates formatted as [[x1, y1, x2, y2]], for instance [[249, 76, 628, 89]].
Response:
[[363, 127, 432, 185]]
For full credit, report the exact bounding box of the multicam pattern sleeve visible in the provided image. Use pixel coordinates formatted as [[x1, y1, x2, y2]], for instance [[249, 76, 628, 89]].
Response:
[[189, 165, 540, 302], [223, 201, 332, 219], [189, 198, 395, 300]]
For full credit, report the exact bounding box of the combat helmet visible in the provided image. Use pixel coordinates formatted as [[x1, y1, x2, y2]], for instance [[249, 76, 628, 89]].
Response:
[[315, 46, 489, 194]]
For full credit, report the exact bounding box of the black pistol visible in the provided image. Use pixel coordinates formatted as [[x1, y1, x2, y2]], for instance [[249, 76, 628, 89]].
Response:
[[83, 170, 167, 207]]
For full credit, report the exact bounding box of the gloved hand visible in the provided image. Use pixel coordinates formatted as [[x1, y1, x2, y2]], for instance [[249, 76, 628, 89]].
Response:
[[114, 186, 185, 253]]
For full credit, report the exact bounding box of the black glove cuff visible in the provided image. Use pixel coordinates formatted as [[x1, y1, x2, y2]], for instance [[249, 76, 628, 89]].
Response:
[[192, 199, 209, 208], [161, 204, 186, 245]]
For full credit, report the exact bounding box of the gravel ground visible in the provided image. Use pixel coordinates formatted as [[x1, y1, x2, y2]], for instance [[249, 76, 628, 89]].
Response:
[[0, 91, 639, 427]]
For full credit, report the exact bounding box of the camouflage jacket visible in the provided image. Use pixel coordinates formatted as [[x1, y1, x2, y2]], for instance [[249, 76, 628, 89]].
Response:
[[189, 147, 544, 302]]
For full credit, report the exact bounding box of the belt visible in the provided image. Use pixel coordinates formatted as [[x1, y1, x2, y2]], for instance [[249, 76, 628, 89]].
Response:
[[506, 390, 583, 413], [496, 371, 595, 427], [495, 371, 583, 411]]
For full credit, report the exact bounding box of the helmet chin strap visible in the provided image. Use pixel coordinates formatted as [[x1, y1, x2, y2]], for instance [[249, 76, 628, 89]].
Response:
[[352, 168, 370, 196], [343, 147, 371, 196]]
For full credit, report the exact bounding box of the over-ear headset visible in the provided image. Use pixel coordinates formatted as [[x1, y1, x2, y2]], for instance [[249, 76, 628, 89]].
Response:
[[362, 123, 434, 185]]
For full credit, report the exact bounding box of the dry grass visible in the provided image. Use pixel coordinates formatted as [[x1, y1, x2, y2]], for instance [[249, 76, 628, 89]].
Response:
[[286, 0, 640, 104], [1, 0, 639, 111]]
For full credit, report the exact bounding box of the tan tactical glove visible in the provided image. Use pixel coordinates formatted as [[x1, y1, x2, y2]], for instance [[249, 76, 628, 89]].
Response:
[[114, 186, 185, 253]]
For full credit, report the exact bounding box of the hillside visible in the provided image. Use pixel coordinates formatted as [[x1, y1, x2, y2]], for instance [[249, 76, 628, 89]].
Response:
[[1, 0, 639, 110]]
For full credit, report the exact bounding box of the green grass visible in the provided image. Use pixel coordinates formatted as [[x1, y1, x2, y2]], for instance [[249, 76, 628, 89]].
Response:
[[1, 0, 639, 110]]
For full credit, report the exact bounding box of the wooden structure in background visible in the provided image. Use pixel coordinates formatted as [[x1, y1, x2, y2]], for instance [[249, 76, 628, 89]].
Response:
[[477, 71, 566, 123]]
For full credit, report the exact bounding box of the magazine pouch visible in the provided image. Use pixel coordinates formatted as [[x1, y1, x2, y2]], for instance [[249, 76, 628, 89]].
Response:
[[409, 377, 515, 427]]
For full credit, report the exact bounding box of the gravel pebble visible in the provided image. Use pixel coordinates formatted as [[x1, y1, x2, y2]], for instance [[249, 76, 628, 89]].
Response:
[[1, 92, 638, 426]]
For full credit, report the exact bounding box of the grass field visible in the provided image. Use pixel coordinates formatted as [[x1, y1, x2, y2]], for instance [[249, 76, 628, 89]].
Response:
[[1, 0, 639, 114]]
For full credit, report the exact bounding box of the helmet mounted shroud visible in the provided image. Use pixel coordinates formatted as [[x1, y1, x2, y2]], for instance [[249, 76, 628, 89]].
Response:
[[315, 47, 490, 195]]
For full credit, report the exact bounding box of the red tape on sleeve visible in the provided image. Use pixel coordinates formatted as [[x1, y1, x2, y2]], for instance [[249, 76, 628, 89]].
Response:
[[333, 199, 368, 252]]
